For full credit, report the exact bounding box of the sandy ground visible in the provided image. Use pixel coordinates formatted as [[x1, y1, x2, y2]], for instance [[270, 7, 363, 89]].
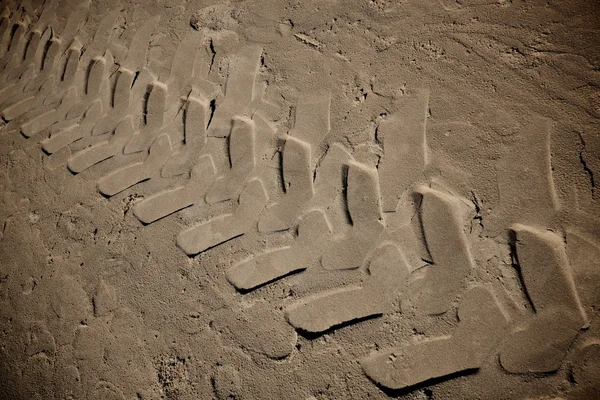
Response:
[[0, 0, 599, 399]]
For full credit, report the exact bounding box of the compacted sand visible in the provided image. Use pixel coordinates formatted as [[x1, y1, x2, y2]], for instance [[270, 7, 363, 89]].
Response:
[[0, 0, 599, 398]]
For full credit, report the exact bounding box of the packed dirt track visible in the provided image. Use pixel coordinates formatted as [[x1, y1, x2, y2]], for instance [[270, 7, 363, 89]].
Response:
[[0, 0, 599, 399]]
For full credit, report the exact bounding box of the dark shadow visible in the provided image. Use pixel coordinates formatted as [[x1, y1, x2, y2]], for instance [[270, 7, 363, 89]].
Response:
[[508, 228, 536, 313], [234, 267, 306, 294], [367, 367, 480, 398], [411, 190, 433, 262], [341, 163, 352, 225], [138, 203, 194, 226], [182, 232, 244, 258], [295, 313, 383, 340], [206, 99, 216, 130]]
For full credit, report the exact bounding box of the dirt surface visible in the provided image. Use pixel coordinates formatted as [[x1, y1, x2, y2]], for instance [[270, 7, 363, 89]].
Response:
[[0, 0, 599, 399]]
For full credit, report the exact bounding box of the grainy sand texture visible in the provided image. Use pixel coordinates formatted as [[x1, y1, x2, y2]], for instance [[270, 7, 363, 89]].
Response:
[[0, 0, 599, 399]]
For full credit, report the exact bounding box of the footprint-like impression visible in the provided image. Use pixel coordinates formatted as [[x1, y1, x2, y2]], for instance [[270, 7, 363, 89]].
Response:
[[257, 94, 330, 232], [320, 161, 385, 270], [97, 134, 172, 197], [177, 178, 268, 256], [161, 94, 210, 177], [26, 49, 112, 142], [21, 83, 81, 138], [205, 116, 256, 203], [289, 94, 331, 152], [286, 243, 410, 333], [227, 209, 332, 291], [0, 12, 30, 77], [309, 142, 354, 211], [133, 155, 217, 224], [124, 31, 202, 154], [409, 186, 474, 315], [1, 3, 86, 107], [499, 224, 588, 373], [494, 116, 559, 233], [43, 16, 158, 154], [20, 9, 119, 136], [362, 286, 507, 391], [124, 80, 167, 154], [91, 16, 159, 138], [258, 136, 313, 232], [67, 115, 136, 174], [377, 90, 429, 212], [1, 5, 88, 119], [0, 1, 55, 102], [1, 10, 63, 113], [207, 45, 262, 137]]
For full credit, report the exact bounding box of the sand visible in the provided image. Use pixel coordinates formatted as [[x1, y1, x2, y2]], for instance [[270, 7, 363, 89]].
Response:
[[0, 0, 599, 399]]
